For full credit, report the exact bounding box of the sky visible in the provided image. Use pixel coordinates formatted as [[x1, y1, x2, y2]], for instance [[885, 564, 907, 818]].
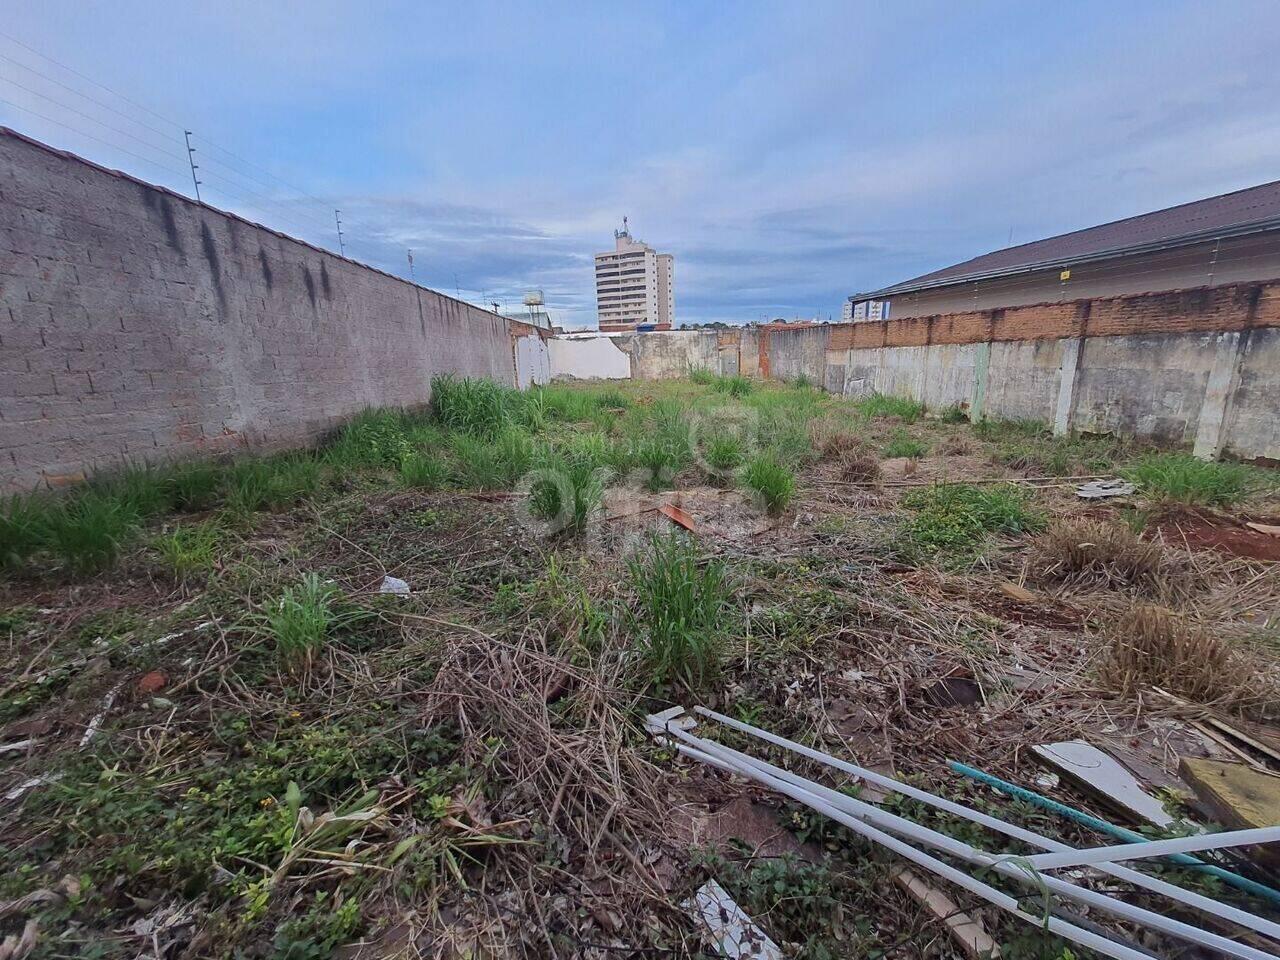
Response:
[[3, 1, 1280, 329]]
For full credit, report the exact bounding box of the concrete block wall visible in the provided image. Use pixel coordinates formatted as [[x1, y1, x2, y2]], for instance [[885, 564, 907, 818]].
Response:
[[772, 281, 1280, 460], [1, 128, 519, 491]]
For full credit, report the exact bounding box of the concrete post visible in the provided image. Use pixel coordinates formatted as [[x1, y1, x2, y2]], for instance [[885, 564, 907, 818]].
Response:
[[1192, 331, 1246, 461], [969, 342, 991, 422], [1052, 337, 1084, 436]]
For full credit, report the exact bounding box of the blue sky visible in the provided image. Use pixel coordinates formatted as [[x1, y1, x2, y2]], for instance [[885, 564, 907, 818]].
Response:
[[4, 1, 1280, 328]]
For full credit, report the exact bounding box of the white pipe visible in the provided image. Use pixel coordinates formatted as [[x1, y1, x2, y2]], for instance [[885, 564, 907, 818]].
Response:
[[668, 726, 1280, 960], [1025, 827, 1280, 870], [669, 740, 1153, 960], [692, 705, 1280, 943]]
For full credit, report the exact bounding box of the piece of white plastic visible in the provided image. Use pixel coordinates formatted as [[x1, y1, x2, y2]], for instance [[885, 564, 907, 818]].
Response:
[[379, 575, 411, 595]]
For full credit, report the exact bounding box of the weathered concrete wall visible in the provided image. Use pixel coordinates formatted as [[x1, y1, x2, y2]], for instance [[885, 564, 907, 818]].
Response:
[[984, 339, 1063, 423], [0, 127, 518, 491], [514, 332, 550, 389], [767, 287, 1280, 458], [615, 330, 718, 380], [1070, 333, 1214, 444], [548, 336, 631, 380], [765, 326, 828, 385], [1223, 327, 1280, 460]]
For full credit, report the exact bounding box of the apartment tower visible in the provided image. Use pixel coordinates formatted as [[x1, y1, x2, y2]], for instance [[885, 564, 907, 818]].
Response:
[[594, 220, 675, 332]]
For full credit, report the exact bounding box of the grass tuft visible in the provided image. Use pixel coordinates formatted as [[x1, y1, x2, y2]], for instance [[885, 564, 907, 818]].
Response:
[[901, 483, 1044, 563], [713, 374, 753, 397], [628, 534, 731, 689], [399, 452, 450, 490], [856, 392, 924, 423], [168, 461, 224, 512], [44, 491, 139, 573], [326, 409, 414, 467], [431, 375, 512, 439], [260, 573, 349, 671], [882, 429, 928, 460], [743, 453, 795, 515], [153, 521, 222, 581], [1099, 604, 1256, 708], [1030, 518, 1186, 596], [0, 494, 48, 569], [1123, 452, 1258, 507]]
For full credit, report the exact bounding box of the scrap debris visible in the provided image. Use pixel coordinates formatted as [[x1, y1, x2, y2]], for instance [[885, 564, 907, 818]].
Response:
[[658, 502, 698, 532], [893, 867, 1001, 960], [1032, 740, 1175, 827], [378, 574, 411, 595], [683, 879, 784, 960], [652, 706, 1280, 960], [1180, 757, 1280, 835], [1076, 478, 1137, 499]]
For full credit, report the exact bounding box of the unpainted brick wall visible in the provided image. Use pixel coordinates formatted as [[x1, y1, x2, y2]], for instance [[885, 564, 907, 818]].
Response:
[[0, 128, 519, 491]]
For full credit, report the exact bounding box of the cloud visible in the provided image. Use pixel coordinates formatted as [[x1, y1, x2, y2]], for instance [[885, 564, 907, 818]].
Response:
[[3, 1, 1280, 330]]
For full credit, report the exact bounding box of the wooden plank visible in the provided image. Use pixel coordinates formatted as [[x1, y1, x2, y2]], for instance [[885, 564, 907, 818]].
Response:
[[1180, 758, 1280, 830], [1033, 741, 1174, 827], [894, 868, 1000, 959], [658, 503, 698, 532]]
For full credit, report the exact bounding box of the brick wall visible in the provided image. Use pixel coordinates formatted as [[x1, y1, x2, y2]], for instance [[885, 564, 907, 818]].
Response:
[[824, 280, 1279, 353], [0, 128, 519, 491]]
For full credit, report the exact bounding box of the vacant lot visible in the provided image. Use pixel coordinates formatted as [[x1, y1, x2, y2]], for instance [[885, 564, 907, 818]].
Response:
[[2, 374, 1279, 958]]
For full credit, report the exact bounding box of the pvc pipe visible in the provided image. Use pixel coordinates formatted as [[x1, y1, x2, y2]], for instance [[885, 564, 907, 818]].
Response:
[[669, 726, 1280, 960], [669, 740, 1154, 960], [950, 761, 1280, 906], [1026, 827, 1280, 871], [694, 705, 1280, 924]]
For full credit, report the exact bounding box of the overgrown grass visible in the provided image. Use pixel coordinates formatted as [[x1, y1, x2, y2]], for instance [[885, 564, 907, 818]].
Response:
[[0, 494, 46, 569], [855, 392, 924, 423], [528, 454, 611, 536], [901, 482, 1044, 564], [688, 368, 717, 385], [1030, 518, 1187, 597], [153, 521, 222, 581], [703, 434, 745, 480], [628, 534, 732, 689], [399, 452, 450, 490], [882, 429, 927, 459], [325, 408, 415, 467], [43, 491, 140, 574], [1123, 452, 1259, 507], [431, 374, 513, 439], [167, 461, 223, 512], [713, 374, 753, 397], [258, 573, 350, 670], [224, 455, 322, 519], [743, 453, 795, 515]]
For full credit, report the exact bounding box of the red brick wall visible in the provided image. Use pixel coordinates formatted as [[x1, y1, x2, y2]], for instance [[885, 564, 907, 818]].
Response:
[[822, 280, 1277, 354]]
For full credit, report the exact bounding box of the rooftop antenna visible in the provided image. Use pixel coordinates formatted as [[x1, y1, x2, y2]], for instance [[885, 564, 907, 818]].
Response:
[[334, 210, 346, 257], [183, 130, 202, 201], [406, 249, 416, 281]]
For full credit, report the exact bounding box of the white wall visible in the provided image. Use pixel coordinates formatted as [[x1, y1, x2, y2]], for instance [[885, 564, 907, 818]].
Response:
[[515, 334, 551, 389], [549, 336, 632, 380]]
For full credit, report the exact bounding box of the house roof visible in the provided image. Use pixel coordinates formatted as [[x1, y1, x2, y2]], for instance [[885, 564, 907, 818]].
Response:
[[855, 178, 1280, 300]]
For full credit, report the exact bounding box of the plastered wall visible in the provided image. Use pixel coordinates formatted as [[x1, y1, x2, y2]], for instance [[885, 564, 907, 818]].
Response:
[[1, 128, 520, 491]]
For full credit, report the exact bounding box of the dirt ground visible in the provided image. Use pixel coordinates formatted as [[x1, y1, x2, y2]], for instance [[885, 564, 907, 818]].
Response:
[[2, 377, 1279, 959]]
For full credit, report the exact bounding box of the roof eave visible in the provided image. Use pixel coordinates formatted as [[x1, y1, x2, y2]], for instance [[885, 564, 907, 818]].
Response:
[[848, 216, 1280, 303]]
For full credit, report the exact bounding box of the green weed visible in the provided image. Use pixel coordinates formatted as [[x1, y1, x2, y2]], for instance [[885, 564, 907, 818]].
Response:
[[431, 375, 512, 438], [528, 455, 611, 535], [167, 461, 224, 512], [743, 453, 795, 515], [1123, 452, 1259, 507], [451, 435, 504, 490], [89, 463, 172, 519], [703, 433, 745, 479], [44, 491, 139, 573], [688, 368, 716, 385], [883, 429, 928, 459], [399, 452, 450, 490], [152, 521, 222, 581], [901, 483, 1044, 564], [938, 404, 969, 424], [0, 493, 48, 569], [855, 392, 924, 422], [714, 374, 753, 397], [259, 573, 350, 670], [326, 408, 414, 467], [628, 534, 731, 689]]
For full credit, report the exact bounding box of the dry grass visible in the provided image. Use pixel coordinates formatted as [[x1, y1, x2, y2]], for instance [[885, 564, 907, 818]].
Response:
[[1029, 518, 1190, 597], [810, 417, 864, 460], [838, 448, 882, 483], [1097, 604, 1273, 713]]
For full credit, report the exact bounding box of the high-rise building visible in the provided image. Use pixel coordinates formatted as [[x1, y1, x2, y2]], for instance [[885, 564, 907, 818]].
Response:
[[594, 220, 674, 332]]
